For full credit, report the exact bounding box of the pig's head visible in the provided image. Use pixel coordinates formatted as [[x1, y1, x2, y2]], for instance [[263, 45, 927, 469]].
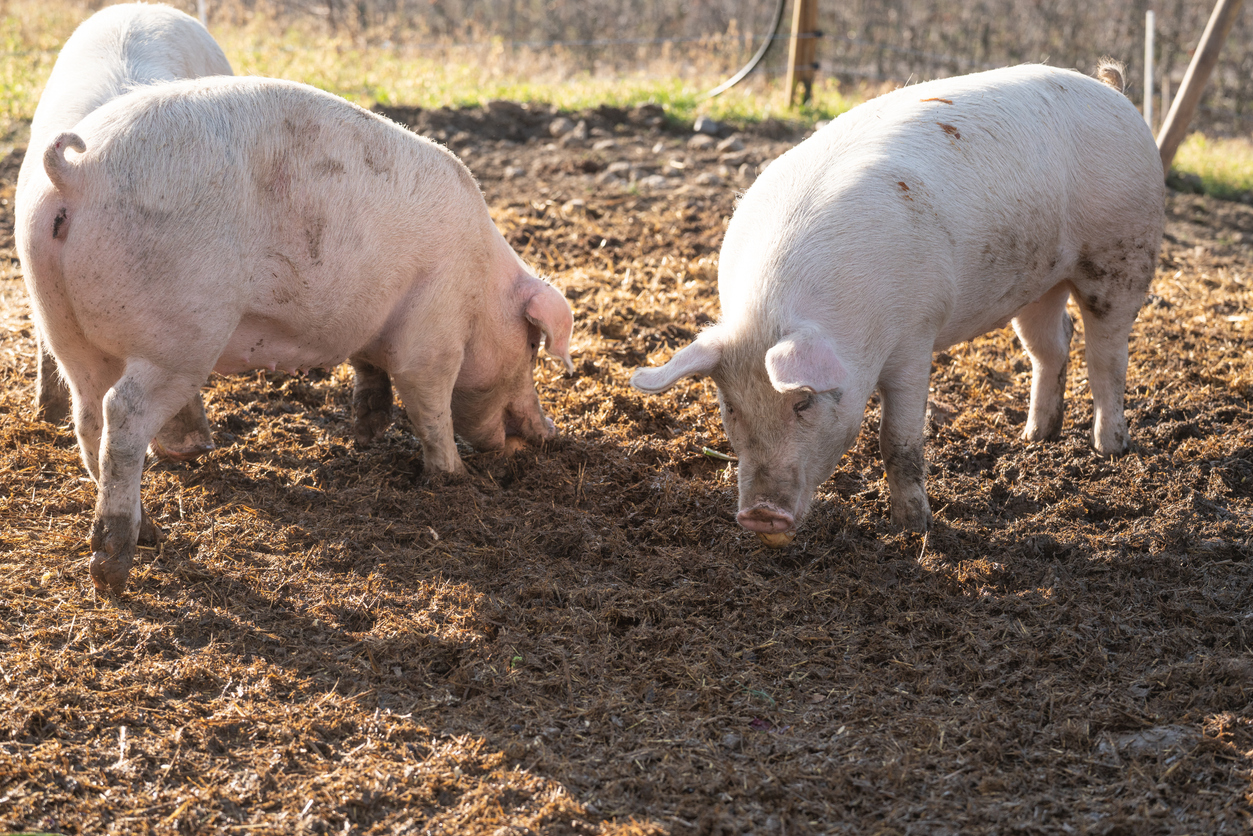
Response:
[[631, 322, 862, 546], [452, 273, 574, 453]]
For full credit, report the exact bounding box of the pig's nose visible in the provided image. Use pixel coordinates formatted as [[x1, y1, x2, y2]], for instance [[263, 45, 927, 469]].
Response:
[[737, 503, 795, 534]]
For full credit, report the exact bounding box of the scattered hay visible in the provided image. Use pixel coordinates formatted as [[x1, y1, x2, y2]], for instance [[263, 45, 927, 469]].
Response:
[[0, 109, 1250, 835]]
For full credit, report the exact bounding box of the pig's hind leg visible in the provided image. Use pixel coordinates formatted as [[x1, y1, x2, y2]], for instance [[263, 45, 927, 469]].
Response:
[[1011, 281, 1074, 443], [35, 328, 72, 424], [350, 359, 394, 446], [1071, 244, 1156, 456], [89, 358, 207, 593]]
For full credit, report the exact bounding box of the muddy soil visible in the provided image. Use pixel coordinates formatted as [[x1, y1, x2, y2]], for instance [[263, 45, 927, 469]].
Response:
[[0, 101, 1250, 835]]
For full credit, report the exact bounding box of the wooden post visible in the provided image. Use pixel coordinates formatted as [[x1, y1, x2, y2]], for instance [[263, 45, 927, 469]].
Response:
[[1144, 10, 1154, 129], [1157, 0, 1245, 171], [786, 0, 819, 107]]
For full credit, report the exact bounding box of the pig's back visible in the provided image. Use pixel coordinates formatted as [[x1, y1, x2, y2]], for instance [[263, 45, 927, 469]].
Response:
[[722, 64, 1162, 343], [27, 4, 231, 162], [53, 76, 485, 363]]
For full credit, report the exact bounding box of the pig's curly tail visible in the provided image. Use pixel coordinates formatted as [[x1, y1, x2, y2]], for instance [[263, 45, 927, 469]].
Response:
[[1094, 58, 1127, 93], [43, 131, 87, 195]]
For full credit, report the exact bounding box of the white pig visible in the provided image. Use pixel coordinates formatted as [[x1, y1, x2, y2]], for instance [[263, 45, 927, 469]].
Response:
[[15, 1, 232, 457], [22, 76, 574, 592], [632, 62, 1164, 546]]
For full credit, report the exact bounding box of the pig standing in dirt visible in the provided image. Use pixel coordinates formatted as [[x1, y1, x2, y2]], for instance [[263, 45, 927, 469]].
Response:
[[633, 62, 1164, 546], [22, 76, 574, 593], [15, 2, 232, 458]]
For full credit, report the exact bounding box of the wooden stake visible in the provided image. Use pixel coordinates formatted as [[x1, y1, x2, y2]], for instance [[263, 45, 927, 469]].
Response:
[[786, 0, 819, 108], [1144, 10, 1155, 129], [1156, 0, 1245, 172]]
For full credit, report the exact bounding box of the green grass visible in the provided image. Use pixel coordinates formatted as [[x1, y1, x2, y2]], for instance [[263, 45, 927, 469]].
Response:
[[0, 0, 850, 137], [1170, 133, 1253, 200], [215, 22, 853, 126]]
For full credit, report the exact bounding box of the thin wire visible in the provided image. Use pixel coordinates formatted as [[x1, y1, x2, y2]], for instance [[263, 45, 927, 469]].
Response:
[[703, 0, 790, 99]]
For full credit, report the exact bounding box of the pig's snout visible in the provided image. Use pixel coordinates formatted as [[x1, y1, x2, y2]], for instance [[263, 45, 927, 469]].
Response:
[[500, 410, 556, 453], [737, 502, 795, 535]]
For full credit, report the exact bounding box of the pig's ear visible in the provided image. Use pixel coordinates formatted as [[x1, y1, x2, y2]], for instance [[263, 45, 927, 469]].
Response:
[[631, 332, 722, 393], [766, 331, 847, 394], [525, 280, 575, 372]]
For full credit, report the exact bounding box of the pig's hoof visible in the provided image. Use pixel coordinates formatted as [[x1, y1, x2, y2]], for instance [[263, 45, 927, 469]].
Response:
[[890, 499, 933, 531], [138, 510, 165, 547], [1092, 425, 1130, 457], [502, 436, 531, 454], [423, 464, 470, 485], [35, 392, 71, 425], [353, 413, 392, 447], [150, 437, 215, 462], [1022, 416, 1064, 444], [90, 550, 134, 594], [757, 531, 796, 548]]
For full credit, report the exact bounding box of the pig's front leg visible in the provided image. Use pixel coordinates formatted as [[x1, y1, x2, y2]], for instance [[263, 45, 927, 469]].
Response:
[[877, 355, 933, 531], [391, 359, 466, 476], [350, 358, 394, 446]]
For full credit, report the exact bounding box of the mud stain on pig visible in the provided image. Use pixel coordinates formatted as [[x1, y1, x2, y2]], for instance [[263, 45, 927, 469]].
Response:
[[883, 440, 927, 484], [254, 156, 291, 201], [363, 146, 392, 177], [52, 207, 67, 240], [305, 217, 327, 265], [314, 158, 346, 177], [283, 117, 322, 148], [268, 252, 304, 305], [1074, 243, 1151, 319], [938, 123, 961, 140]]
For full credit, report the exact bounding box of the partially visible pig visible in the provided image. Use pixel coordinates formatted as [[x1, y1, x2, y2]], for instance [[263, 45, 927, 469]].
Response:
[[632, 62, 1164, 546], [23, 76, 574, 593], [16, 1, 232, 458]]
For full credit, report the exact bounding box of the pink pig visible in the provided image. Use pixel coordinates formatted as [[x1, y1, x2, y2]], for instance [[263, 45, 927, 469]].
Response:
[[633, 63, 1164, 546], [22, 76, 574, 593], [15, 2, 232, 457]]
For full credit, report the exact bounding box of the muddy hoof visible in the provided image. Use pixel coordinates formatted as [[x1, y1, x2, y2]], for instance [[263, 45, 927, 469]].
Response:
[[137, 509, 165, 547], [502, 436, 532, 454], [36, 395, 71, 425], [90, 550, 133, 594], [352, 413, 392, 447], [150, 438, 215, 462], [352, 362, 394, 446]]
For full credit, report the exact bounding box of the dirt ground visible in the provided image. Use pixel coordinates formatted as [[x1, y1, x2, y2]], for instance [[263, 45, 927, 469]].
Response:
[[0, 100, 1250, 836]]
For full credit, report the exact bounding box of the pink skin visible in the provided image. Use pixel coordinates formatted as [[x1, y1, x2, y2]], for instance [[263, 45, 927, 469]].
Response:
[[451, 312, 565, 456], [718, 383, 856, 541]]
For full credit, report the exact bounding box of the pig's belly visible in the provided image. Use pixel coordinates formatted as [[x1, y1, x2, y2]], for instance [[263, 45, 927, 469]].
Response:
[[933, 264, 1070, 350], [213, 319, 355, 375]]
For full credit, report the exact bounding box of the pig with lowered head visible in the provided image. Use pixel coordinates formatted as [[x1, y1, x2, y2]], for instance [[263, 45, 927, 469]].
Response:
[[22, 76, 574, 593], [15, 2, 232, 456], [632, 62, 1164, 546]]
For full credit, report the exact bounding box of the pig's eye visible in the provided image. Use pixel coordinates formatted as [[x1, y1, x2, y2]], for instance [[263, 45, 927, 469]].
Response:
[[724, 402, 736, 417], [794, 395, 814, 416]]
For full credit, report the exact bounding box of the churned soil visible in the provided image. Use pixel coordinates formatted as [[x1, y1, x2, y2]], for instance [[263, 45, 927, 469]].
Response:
[[0, 100, 1250, 835]]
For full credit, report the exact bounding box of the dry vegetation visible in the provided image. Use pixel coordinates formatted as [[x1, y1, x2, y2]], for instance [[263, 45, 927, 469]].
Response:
[[1, 100, 1252, 834], [182, 0, 1253, 126]]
